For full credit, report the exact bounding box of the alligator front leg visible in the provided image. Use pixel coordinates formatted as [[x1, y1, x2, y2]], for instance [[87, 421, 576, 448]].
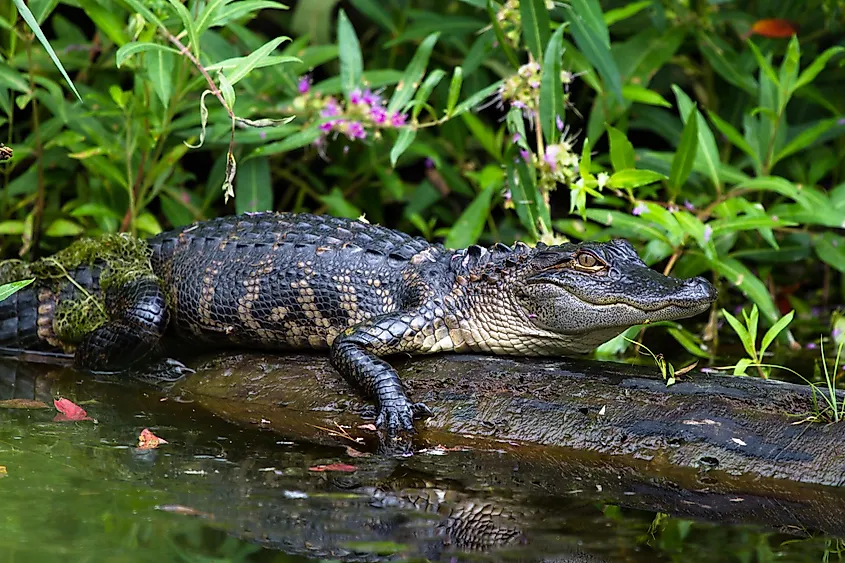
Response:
[[73, 277, 170, 372], [330, 313, 433, 434]]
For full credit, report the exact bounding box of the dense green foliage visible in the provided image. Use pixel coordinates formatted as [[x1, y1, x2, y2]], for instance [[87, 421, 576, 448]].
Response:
[[0, 0, 843, 364]]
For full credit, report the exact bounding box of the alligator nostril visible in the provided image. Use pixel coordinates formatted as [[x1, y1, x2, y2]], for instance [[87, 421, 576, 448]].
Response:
[[690, 276, 718, 300]]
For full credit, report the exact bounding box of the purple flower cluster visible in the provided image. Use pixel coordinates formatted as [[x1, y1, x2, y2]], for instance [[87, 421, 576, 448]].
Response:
[[310, 84, 409, 142]]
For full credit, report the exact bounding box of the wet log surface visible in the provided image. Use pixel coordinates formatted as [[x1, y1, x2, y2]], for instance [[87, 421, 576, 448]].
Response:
[[181, 352, 845, 538]]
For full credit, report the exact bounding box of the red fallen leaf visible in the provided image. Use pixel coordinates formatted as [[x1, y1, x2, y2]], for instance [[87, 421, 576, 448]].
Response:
[[155, 504, 213, 518], [0, 466, 7, 477], [345, 446, 371, 458], [357, 423, 378, 432], [750, 18, 798, 38], [0, 399, 49, 409], [308, 463, 358, 472], [137, 428, 168, 449], [53, 398, 92, 422]]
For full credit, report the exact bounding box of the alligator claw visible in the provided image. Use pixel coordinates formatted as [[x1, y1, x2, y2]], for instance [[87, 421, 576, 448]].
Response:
[[411, 402, 433, 419], [375, 400, 417, 435]]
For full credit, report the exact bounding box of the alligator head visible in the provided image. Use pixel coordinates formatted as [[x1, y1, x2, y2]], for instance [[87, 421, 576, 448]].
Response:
[[456, 239, 717, 354]]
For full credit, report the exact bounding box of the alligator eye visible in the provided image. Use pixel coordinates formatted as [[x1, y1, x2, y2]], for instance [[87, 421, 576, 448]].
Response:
[[575, 252, 604, 272]]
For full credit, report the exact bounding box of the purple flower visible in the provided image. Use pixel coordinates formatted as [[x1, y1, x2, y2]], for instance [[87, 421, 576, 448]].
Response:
[[528, 79, 540, 89], [370, 106, 387, 124], [632, 202, 648, 216], [389, 112, 407, 127], [543, 145, 559, 170], [319, 120, 336, 132], [346, 120, 367, 139], [425, 157, 435, 169], [512, 133, 521, 142], [362, 89, 380, 106], [806, 342, 818, 350], [834, 327, 843, 340], [556, 115, 564, 131], [703, 225, 712, 242], [520, 149, 530, 161], [297, 75, 311, 94], [350, 89, 363, 105], [512, 100, 526, 109], [321, 98, 340, 117], [684, 200, 695, 211]]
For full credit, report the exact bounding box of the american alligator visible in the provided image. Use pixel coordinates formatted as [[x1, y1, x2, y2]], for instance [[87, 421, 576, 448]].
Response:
[[0, 212, 716, 433]]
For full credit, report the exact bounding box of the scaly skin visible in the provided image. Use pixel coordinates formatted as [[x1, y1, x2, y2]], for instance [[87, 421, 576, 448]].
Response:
[[0, 212, 718, 435]]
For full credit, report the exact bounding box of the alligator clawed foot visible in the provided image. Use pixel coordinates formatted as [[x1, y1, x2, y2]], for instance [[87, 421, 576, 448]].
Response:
[[411, 402, 433, 419], [375, 399, 417, 436], [131, 357, 195, 385]]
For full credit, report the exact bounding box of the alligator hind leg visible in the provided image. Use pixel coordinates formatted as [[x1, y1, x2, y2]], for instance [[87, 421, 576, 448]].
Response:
[[330, 313, 433, 435], [73, 277, 172, 373]]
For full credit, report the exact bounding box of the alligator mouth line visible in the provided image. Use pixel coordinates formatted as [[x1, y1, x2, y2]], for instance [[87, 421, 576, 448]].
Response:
[[528, 280, 713, 312]]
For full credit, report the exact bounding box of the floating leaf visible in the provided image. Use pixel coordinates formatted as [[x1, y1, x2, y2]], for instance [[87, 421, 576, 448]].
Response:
[[0, 399, 48, 409], [137, 428, 169, 450], [53, 398, 92, 422], [309, 463, 358, 472]]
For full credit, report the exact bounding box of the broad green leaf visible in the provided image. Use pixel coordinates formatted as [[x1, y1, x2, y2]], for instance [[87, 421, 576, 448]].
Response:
[[622, 85, 671, 108], [733, 176, 812, 208], [45, 218, 84, 237], [761, 310, 794, 357], [0, 64, 30, 93], [410, 69, 446, 119], [446, 67, 463, 117], [564, 0, 623, 103], [608, 169, 666, 189], [224, 37, 291, 86], [444, 184, 495, 248], [388, 32, 440, 113], [116, 42, 181, 67], [722, 309, 755, 359], [672, 85, 720, 193], [337, 9, 363, 98], [794, 46, 845, 92], [0, 220, 26, 234], [815, 232, 845, 274], [520, 0, 551, 61], [249, 126, 323, 157], [207, 1, 288, 29], [146, 49, 175, 108], [712, 257, 781, 326], [668, 107, 698, 197], [77, 0, 131, 45], [320, 186, 360, 219], [607, 126, 635, 172], [235, 156, 272, 213], [777, 35, 801, 111], [706, 110, 760, 170], [709, 215, 796, 235], [12, 0, 81, 101], [772, 118, 841, 165], [539, 25, 565, 145], [167, 0, 201, 60], [389, 129, 416, 166], [604, 0, 652, 26], [508, 156, 540, 239], [0, 279, 34, 303]]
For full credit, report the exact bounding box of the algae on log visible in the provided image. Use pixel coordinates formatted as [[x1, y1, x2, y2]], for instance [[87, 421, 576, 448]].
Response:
[[181, 353, 845, 537]]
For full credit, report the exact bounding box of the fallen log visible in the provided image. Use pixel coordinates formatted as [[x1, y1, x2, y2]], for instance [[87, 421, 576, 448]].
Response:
[[180, 352, 845, 537]]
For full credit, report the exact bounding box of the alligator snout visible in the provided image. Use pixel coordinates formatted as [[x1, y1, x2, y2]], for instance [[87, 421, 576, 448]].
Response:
[[684, 276, 718, 305]]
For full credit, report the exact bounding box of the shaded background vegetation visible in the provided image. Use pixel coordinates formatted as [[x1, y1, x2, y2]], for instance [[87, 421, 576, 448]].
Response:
[[0, 0, 843, 370]]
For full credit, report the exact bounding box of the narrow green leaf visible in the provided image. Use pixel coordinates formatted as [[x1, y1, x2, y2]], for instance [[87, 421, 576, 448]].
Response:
[[167, 0, 201, 60], [120, 0, 165, 27], [673, 211, 716, 260], [539, 25, 565, 145], [794, 46, 845, 92], [349, 0, 397, 32], [697, 34, 756, 95], [709, 215, 796, 235], [146, 49, 175, 108], [760, 310, 794, 357], [706, 110, 760, 169], [337, 9, 363, 98], [508, 156, 540, 239], [608, 169, 666, 189], [722, 309, 754, 358], [461, 112, 502, 162], [668, 107, 698, 196], [12, 0, 81, 101], [815, 232, 845, 274], [218, 72, 236, 109], [116, 42, 181, 67], [0, 279, 34, 303], [208, 1, 288, 29], [450, 80, 503, 118], [195, 0, 228, 34], [733, 176, 812, 208], [235, 156, 272, 213], [666, 327, 712, 359], [250, 126, 323, 157], [77, 0, 131, 45], [444, 184, 495, 248], [520, 0, 551, 61], [0, 64, 31, 93], [772, 118, 841, 165], [388, 32, 439, 114], [565, 0, 622, 103], [225, 37, 291, 86], [746, 40, 780, 88], [410, 69, 446, 119], [622, 85, 671, 108], [604, 0, 652, 26], [320, 187, 360, 219], [607, 126, 635, 172], [446, 66, 463, 117], [712, 257, 781, 326], [389, 128, 416, 167], [584, 209, 672, 244], [777, 35, 801, 111], [672, 85, 720, 193]]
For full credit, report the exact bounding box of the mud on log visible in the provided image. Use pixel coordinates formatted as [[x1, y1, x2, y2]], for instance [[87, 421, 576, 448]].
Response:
[[181, 353, 845, 537]]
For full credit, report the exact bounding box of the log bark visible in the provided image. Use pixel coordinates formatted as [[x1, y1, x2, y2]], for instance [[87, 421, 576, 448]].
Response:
[[180, 352, 845, 537]]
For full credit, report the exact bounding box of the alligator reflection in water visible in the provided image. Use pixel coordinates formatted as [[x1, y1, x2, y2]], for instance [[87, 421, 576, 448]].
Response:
[[2, 356, 843, 562]]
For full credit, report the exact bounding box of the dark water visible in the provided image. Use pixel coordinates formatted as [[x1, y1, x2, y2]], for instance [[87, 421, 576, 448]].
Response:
[[0, 358, 841, 563]]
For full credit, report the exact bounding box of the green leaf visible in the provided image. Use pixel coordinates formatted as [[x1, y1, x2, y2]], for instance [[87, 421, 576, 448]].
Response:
[[608, 169, 666, 189], [508, 157, 540, 240], [445, 66, 463, 117], [206, 1, 288, 29], [77, 0, 131, 45], [224, 37, 291, 87], [389, 129, 416, 167], [146, 48, 175, 108], [12, 0, 81, 101], [746, 40, 779, 88], [672, 85, 720, 193], [337, 9, 363, 98], [486, 0, 520, 69], [388, 32, 439, 114], [564, 0, 623, 103], [733, 176, 812, 208], [584, 209, 671, 244], [444, 184, 495, 248], [794, 46, 844, 92], [668, 107, 698, 197], [622, 85, 671, 108], [777, 35, 801, 111], [607, 126, 635, 172], [603, 0, 652, 26], [520, 0, 551, 61], [666, 327, 711, 359], [461, 112, 502, 162], [697, 34, 756, 95], [709, 215, 796, 235], [167, 0, 201, 60], [115, 42, 181, 67], [320, 187, 360, 219], [706, 110, 760, 169], [760, 310, 794, 357], [235, 156, 272, 213], [712, 257, 781, 326], [44, 218, 84, 237], [349, 0, 397, 32], [722, 308, 754, 359], [772, 118, 841, 165], [815, 232, 845, 274], [450, 80, 503, 118], [539, 25, 565, 145], [0, 279, 34, 303], [218, 72, 236, 109], [0, 63, 31, 93], [249, 126, 323, 157], [673, 211, 716, 260]]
